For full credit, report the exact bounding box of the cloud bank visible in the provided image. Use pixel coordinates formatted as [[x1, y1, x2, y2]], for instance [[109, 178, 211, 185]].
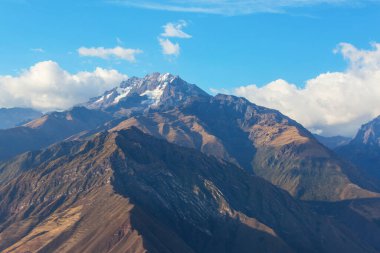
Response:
[[113, 0, 378, 15], [0, 61, 128, 111], [78, 46, 142, 62], [234, 43, 380, 137]]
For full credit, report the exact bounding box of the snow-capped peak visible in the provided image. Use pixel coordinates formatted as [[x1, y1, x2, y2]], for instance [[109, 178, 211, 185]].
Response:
[[158, 72, 175, 82], [140, 81, 167, 106], [84, 72, 209, 111]]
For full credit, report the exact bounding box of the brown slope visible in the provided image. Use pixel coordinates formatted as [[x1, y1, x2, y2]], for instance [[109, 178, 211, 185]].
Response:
[[0, 128, 376, 253], [111, 95, 378, 201], [0, 106, 112, 161], [306, 198, 380, 253]]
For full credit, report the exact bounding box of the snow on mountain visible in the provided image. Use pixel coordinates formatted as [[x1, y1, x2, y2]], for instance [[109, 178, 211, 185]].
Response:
[[84, 72, 207, 111]]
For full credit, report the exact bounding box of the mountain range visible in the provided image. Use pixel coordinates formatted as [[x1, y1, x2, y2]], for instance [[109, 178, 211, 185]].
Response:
[[0, 73, 379, 252], [314, 134, 351, 149], [0, 108, 42, 129]]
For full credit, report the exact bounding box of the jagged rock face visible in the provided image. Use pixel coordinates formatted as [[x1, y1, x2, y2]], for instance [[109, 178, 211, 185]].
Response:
[[0, 107, 42, 129], [0, 129, 377, 253], [336, 116, 380, 187]]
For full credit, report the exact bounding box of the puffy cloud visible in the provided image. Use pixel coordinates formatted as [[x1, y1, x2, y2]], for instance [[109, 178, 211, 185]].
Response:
[[158, 20, 191, 57], [234, 43, 380, 137], [159, 38, 180, 56], [78, 46, 143, 62], [0, 61, 128, 111], [113, 0, 377, 15], [161, 20, 191, 39]]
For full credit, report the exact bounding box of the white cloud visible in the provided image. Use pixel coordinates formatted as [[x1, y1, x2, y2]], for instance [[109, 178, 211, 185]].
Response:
[[234, 43, 380, 137], [158, 20, 190, 57], [159, 38, 180, 56], [112, 0, 378, 15], [161, 20, 191, 39], [78, 46, 143, 62], [0, 61, 128, 111]]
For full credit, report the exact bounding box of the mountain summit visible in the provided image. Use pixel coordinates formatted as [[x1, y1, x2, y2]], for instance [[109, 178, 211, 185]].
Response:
[[85, 73, 209, 113], [1, 128, 377, 253]]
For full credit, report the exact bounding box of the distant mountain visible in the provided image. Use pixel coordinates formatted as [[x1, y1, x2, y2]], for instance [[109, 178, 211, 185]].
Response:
[[0, 73, 378, 201], [0, 128, 377, 253], [336, 116, 380, 187], [314, 134, 351, 149], [0, 107, 112, 161], [351, 115, 380, 146], [0, 107, 42, 129]]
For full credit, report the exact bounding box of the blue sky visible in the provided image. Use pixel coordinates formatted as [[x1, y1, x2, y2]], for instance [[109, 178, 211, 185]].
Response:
[[1, 0, 380, 136], [1, 0, 379, 88]]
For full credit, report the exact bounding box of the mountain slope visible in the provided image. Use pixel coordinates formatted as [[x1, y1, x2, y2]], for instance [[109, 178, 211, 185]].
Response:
[[0, 107, 42, 129], [336, 116, 380, 189], [85, 72, 210, 115], [314, 134, 351, 149], [0, 73, 377, 201], [0, 106, 112, 161], [307, 198, 380, 252], [111, 92, 378, 201], [0, 128, 377, 253]]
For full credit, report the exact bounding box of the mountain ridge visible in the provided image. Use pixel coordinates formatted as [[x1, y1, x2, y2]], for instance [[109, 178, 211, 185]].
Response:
[[109, 85, 378, 201], [1, 73, 380, 252], [0, 73, 378, 201], [84, 72, 210, 115], [0, 107, 42, 129], [314, 134, 351, 149], [0, 128, 377, 253]]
